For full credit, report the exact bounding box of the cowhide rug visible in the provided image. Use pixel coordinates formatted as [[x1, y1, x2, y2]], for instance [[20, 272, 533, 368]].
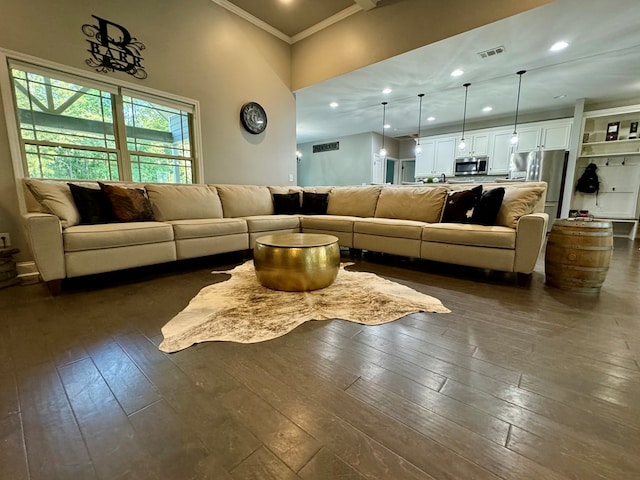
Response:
[[158, 261, 450, 353]]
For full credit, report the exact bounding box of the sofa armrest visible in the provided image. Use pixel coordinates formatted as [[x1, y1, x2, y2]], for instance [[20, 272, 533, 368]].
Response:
[[23, 213, 66, 282], [513, 213, 549, 274]]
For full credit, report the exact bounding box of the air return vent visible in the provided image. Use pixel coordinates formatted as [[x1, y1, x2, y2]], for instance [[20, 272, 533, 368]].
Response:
[[478, 46, 505, 58]]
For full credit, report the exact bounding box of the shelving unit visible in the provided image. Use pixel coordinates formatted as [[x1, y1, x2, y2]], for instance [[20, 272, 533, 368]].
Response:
[[580, 107, 640, 157], [573, 105, 640, 239]]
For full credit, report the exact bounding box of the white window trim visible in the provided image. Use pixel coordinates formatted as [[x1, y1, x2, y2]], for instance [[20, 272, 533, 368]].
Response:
[[0, 48, 204, 213]]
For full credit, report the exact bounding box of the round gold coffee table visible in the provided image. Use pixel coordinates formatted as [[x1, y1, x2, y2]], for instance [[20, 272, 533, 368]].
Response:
[[254, 233, 340, 291]]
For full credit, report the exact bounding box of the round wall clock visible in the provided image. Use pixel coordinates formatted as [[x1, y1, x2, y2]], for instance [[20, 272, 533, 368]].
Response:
[[240, 102, 268, 134]]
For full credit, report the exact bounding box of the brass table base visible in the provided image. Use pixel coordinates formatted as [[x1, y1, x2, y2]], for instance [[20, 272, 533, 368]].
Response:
[[254, 233, 340, 291]]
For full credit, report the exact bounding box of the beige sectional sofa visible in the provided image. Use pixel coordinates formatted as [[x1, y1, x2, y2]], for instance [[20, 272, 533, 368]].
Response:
[[21, 179, 548, 293]]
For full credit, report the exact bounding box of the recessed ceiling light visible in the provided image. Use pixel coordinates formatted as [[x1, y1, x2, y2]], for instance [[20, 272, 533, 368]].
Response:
[[550, 41, 569, 52], [482, 106, 493, 112], [384, 124, 391, 129], [382, 87, 392, 94], [329, 102, 339, 108], [451, 69, 464, 77], [427, 116, 435, 121]]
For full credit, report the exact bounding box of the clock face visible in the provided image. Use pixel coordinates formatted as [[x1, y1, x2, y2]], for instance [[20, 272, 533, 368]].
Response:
[[240, 102, 267, 134]]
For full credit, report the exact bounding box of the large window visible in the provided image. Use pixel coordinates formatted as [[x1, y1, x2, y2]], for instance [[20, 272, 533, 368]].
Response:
[[9, 62, 196, 183]]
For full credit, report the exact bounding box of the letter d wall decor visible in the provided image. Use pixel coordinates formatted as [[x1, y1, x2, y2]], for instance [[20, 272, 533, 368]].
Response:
[[82, 15, 147, 79]]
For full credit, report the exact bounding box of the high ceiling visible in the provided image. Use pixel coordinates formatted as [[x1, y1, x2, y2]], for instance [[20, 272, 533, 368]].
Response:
[[223, 0, 640, 145], [227, 0, 355, 37]]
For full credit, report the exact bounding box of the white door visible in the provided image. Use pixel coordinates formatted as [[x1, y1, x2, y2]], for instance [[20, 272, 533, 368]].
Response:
[[489, 131, 514, 174], [415, 140, 435, 177], [434, 137, 456, 176], [372, 154, 386, 184]]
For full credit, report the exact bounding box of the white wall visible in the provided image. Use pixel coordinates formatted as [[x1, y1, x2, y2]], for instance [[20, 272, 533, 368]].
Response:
[[0, 0, 296, 261], [297, 132, 401, 186]]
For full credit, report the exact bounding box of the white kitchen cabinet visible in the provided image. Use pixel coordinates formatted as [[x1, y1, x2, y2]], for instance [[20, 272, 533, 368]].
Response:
[[456, 133, 490, 157], [515, 128, 540, 152], [489, 130, 514, 174], [415, 137, 454, 177], [434, 137, 455, 176], [540, 122, 572, 150], [415, 139, 435, 177]]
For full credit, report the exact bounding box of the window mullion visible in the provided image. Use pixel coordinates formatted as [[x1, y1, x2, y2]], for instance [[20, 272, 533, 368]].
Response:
[[112, 92, 132, 181]]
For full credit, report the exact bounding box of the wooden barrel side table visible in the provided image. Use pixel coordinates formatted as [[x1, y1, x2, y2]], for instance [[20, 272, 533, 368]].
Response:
[[545, 219, 613, 293]]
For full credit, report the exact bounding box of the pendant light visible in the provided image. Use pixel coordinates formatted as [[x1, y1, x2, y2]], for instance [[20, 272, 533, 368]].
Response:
[[510, 70, 527, 145], [380, 101, 388, 157], [415, 94, 424, 155], [458, 83, 471, 151]]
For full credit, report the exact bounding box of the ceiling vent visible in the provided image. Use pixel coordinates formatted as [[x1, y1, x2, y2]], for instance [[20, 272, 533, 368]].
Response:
[[478, 46, 505, 59]]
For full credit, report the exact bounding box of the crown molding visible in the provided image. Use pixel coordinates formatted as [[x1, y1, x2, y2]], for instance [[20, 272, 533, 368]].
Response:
[[211, 0, 363, 45], [291, 5, 362, 43]]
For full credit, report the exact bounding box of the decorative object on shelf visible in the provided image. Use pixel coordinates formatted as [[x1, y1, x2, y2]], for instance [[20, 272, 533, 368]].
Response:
[[606, 121, 620, 141], [380, 101, 388, 157], [415, 94, 424, 155], [510, 70, 527, 145], [240, 102, 267, 134], [458, 83, 471, 151], [582, 132, 590, 143], [629, 121, 638, 139], [82, 15, 147, 79]]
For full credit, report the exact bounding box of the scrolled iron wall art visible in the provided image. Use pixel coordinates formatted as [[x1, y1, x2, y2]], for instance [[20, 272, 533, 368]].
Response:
[[82, 15, 147, 79]]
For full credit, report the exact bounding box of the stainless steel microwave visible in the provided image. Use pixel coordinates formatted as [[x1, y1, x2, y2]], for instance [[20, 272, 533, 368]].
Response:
[[455, 156, 488, 176]]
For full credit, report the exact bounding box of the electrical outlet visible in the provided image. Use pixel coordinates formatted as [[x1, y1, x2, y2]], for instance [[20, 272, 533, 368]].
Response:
[[0, 232, 10, 248]]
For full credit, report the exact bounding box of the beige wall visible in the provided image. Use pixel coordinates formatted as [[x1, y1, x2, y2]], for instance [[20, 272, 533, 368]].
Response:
[[291, 0, 552, 90], [0, 0, 296, 261]]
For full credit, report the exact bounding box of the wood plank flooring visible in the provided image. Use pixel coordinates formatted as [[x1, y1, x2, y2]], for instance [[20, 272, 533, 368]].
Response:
[[1, 240, 639, 480]]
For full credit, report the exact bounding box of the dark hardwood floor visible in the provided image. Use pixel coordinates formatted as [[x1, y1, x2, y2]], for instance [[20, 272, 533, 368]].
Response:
[[1, 239, 639, 480]]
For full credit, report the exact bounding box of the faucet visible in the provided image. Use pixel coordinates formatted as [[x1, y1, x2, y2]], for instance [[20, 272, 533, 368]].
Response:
[[440, 173, 447, 183]]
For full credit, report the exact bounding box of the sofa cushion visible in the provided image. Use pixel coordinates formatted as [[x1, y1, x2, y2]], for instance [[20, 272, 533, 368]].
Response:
[[99, 183, 155, 222], [24, 179, 80, 228], [215, 185, 274, 217], [496, 186, 546, 228], [354, 218, 426, 240], [470, 187, 505, 226], [68, 183, 113, 224], [442, 185, 483, 223], [170, 218, 247, 240], [302, 192, 329, 215], [301, 215, 356, 233], [63, 222, 173, 252], [374, 186, 448, 223], [244, 215, 301, 233], [145, 184, 223, 220], [272, 193, 302, 214], [422, 223, 516, 249], [327, 186, 381, 217]]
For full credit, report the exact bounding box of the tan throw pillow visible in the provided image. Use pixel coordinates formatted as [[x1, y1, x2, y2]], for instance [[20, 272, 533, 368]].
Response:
[[99, 182, 155, 222], [327, 186, 382, 217], [24, 179, 80, 227], [145, 184, 223, 221], [375, 186, 448, 223], [496, 186, 545, 228]]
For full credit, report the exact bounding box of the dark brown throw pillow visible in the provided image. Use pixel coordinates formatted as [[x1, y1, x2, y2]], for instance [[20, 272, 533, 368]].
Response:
[[68, 183, 113, 224], [301, 192, 329, 215], [442, 185, 483, 223], [272, 192, 302, 214], [470, 187, 505, 226], [98, 182, 155, 222]]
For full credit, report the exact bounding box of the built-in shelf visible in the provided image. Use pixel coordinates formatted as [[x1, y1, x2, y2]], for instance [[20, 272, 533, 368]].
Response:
[[579, 152, 640, 158], [582, 138, 640, 146]]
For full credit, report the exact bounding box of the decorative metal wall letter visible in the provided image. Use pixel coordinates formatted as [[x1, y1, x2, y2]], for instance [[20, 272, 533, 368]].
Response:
[[82, 15, 147, 79]]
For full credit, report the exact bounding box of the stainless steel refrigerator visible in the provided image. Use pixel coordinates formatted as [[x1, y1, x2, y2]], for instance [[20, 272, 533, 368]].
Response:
[[509, 149, 568, 230]]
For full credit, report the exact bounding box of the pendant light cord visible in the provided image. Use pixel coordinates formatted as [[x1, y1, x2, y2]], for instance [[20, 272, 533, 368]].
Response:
[[416, 94, 424, 144], [381, 101, 387, 150], [513, 70, 526, 134], [461, 83, 471, 140]]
